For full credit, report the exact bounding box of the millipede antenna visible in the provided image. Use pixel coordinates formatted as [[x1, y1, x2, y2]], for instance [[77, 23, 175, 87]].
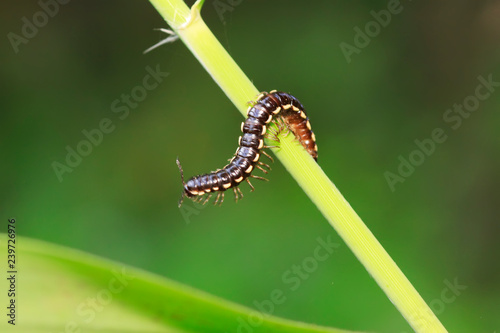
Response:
[[176, 157, 186, 208]]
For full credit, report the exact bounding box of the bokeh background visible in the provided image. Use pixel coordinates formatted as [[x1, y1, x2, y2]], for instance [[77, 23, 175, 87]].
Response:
[[1, 1, 499, 332]]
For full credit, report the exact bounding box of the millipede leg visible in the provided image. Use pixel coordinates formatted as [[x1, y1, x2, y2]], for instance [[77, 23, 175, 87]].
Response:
[[233, 187, 244, 202], [246, 178, 255, 192], [265, 123, 281, 141], [236, 187, 244, 199], [214, 192, 222, 206], [281, 119, 288, 132], [279, 121, 292, 139], [202, 193, 212, 205], [266, 134, 280, 144], [255, 164, 269, 174], [247, 92, 267, 106], [276, 117, 286, 133], [261, 150, 274, 163], [277, 119, 292, 139], [258, 161, 271, 170], [266, 126, 279, 139], [267, 125, 278, 135], [219, 192, 225, 206], [250, 175, 269, 181], [270, 136, 280, 144]]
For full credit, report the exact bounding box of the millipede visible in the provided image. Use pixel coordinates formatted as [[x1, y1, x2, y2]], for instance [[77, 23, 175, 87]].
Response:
[[176, 90, 318, 207]]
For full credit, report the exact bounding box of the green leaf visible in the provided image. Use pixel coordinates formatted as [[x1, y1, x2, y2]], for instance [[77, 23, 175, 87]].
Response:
[[0, 235, 361, 333]]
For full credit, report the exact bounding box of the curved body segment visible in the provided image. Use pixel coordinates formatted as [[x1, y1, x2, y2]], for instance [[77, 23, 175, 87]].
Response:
[[177, 91, 318, 207]]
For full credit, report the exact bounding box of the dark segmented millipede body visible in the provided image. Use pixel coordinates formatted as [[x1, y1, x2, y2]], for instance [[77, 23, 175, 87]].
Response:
[[176, 90, 318, 207]]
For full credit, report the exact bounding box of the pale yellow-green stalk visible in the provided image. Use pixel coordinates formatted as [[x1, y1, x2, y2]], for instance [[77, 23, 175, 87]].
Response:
[[146, 0, 448, 331]]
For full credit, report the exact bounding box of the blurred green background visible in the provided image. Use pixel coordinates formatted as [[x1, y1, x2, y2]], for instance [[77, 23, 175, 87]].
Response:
[[1, 0, 499, 332]]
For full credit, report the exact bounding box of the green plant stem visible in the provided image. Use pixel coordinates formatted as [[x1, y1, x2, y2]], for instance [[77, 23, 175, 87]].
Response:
[[147, 1, 448, 332]]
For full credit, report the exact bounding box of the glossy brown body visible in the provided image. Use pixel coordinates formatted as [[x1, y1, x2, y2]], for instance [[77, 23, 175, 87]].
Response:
[[267, 91, 318, 161]]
